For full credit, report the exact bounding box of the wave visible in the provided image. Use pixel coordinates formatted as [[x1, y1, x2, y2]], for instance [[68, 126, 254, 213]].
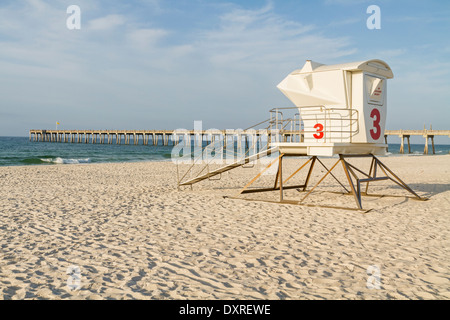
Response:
[[40, 157, 91, 164], [20, 158, 45, 165]]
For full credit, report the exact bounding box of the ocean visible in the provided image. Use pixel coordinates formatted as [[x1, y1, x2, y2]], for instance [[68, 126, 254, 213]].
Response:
[[0, 136, 174, 167], [0, 136, 449, 167]]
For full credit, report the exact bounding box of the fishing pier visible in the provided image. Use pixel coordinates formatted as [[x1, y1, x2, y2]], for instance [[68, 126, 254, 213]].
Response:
[[385, 129, 450, 154], [29, 128, 450, 155], [28, 129, 289, 148]]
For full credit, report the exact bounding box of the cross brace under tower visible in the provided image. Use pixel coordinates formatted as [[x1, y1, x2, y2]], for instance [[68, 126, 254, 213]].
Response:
[[232, 153, 426, 211]]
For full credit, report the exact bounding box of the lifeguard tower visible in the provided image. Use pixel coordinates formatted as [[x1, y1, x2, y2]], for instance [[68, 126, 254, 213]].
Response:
[[274, 59, 391, 156], [177, 59, 424, 210]]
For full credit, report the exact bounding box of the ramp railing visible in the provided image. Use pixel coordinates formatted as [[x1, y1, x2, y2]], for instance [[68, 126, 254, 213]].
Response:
[[175, 106, 360, 187], [175, 130, 278, 187]]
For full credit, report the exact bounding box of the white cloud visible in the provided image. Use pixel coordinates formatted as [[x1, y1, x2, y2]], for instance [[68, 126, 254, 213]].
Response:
[[25, 0, 49, 12], [87, 14, 126, 31], [328, 17, 362, 27], [196, 4, 355, 71], [127, 28, 168, 48]]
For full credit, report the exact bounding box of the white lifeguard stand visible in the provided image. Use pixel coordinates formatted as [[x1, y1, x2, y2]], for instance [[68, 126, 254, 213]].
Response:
[[273, 59, 392, 156], [177, 59, 425, 210], [235, 59, 425, 210]]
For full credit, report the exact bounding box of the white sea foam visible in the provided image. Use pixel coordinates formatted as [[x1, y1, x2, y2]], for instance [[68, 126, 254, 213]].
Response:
[[41, 157, 91, 164]]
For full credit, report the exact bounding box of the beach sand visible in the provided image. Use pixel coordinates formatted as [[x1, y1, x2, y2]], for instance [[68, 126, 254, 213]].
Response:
[[0, 154, 449, 300]]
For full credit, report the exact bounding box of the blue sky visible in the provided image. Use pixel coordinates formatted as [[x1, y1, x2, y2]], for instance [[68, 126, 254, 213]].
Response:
[[0, 0, 449, 140]]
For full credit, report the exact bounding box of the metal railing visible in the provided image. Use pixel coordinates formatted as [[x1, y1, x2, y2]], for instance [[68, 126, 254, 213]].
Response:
[[268, 106, 359, 143]]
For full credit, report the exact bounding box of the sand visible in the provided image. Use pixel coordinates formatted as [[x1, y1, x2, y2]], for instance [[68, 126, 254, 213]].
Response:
[[0, 154, 449, 300]]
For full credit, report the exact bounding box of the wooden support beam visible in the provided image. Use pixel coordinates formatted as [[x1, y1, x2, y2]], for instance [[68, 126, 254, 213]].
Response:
[[400, 135, 404, 154]]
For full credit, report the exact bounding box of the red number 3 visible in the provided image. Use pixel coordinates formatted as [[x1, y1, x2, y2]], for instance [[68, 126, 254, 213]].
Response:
[[313, 123, 324, 139], [370, 108, 381, 140]]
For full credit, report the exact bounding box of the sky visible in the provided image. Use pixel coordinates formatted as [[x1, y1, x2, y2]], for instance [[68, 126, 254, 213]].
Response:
[[0, 0, 449, 140]]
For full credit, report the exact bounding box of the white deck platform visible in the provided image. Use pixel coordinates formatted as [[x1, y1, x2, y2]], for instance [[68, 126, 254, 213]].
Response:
[[271, 142, 387, 157]]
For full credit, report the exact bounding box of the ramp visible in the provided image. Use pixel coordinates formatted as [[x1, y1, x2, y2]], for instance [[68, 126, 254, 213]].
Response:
[[178, 147, 279, 186]]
